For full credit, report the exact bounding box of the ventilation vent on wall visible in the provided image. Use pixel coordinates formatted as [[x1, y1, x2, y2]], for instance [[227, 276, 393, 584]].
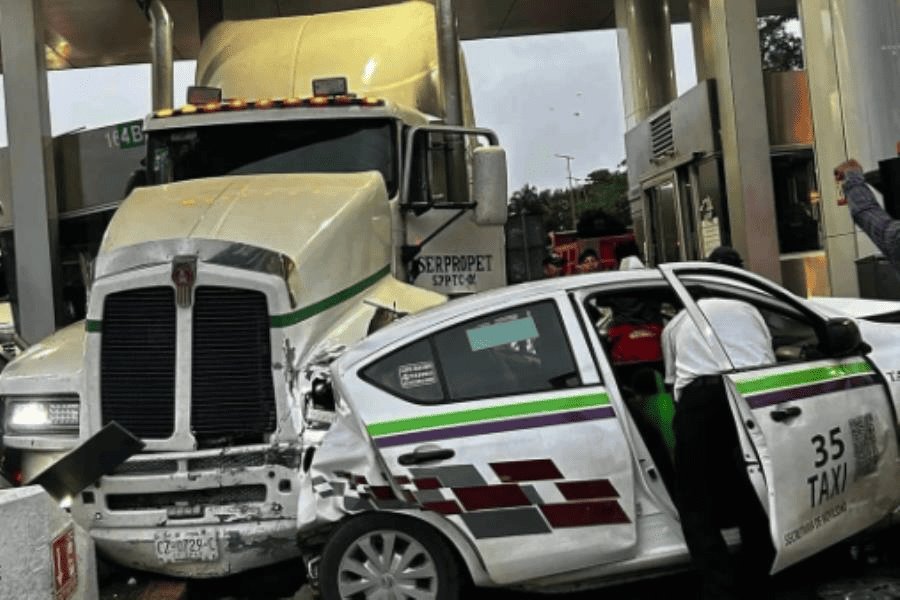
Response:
[[650, 111, 675, 161]]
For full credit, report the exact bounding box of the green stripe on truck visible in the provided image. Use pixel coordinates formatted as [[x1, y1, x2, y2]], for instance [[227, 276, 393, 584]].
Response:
[[270, 264, 390, 328]]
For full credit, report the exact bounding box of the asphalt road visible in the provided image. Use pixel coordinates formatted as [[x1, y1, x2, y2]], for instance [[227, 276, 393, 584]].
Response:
[[101, 529, 900, 600]]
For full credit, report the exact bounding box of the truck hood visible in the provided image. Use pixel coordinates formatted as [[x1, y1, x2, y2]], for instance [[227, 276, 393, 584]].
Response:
[[97, 172, 392, 279]]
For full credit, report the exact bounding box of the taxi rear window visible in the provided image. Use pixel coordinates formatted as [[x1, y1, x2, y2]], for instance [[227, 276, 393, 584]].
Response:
[[362, 301, 581, 404]]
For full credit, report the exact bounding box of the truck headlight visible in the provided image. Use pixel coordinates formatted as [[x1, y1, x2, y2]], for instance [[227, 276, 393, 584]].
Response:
[[3, 396, 79, 435]]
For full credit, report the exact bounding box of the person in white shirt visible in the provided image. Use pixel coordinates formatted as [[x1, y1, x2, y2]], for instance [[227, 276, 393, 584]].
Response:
[[662, 298, 775, 400], [662, 274, 776, 598]]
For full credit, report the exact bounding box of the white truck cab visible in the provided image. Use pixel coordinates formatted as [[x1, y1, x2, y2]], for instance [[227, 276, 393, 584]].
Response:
[[0, 2, 509, 577]]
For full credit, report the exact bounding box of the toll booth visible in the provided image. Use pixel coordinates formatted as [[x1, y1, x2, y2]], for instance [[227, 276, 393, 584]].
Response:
[[626, 71, 827, 296]]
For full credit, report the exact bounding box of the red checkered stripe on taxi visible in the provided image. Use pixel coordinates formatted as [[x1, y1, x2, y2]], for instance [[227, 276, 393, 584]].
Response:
[[312, 459, 629, 539]]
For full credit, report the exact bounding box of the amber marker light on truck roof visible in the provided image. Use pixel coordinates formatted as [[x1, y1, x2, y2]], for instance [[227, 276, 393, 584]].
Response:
[[201, 101, 221, 112], [256, 98, 274, 109], [362, 97, 383, 106], [309, 96, 329, 107], [227, 99, 248, 110], [284, 97, 302, 107], [154, 108, 174, 118], [179, 104, 198, 114]]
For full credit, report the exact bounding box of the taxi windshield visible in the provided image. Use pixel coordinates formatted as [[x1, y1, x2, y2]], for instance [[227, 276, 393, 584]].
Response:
[[147, 117, 398, 195]]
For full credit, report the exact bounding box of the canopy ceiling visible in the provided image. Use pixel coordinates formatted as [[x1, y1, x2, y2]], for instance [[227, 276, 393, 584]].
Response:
[[6, 0, 798, 71]]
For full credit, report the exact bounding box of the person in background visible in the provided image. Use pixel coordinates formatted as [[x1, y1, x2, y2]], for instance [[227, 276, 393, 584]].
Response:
[[615, 239, 645, 270], [542, 254, 564, 278], [706, 245, 743, 268], [835, 159, 900, 271], [578, 248, 599, 273]]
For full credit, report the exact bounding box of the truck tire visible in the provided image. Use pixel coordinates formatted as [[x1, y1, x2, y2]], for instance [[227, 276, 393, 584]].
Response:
[[319, 513, 461, 600]]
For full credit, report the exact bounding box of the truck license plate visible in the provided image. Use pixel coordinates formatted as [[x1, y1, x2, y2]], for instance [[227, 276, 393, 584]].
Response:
[[154, 530, 219, 563]]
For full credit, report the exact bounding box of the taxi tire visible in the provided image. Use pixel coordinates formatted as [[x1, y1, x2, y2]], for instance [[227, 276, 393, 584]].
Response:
[[319, 513, 461, 600]]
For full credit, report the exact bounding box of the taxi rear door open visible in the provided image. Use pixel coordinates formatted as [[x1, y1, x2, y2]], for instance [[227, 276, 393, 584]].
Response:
[[662, 264, 900, 573]]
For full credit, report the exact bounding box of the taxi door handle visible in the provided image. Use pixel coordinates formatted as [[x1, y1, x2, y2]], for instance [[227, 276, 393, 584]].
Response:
[[398, 448, 455, 466], [770, 406, 802, 423]]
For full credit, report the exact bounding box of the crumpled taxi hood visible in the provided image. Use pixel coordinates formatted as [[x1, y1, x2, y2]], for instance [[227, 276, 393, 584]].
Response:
[[99, 172, 391, 269]]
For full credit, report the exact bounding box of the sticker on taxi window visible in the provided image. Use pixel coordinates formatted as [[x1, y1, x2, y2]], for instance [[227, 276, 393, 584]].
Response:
[[467, 316, 538, 352], [398, 362, 437, 389]]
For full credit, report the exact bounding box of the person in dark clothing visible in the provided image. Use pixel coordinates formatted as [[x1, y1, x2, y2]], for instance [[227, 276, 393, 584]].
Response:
[[542, 254, 564, 278], [835, 159, 900, 272], [578, 248, 599, 273], [707, 246, 744, 268], [664, 297, 775, 600]]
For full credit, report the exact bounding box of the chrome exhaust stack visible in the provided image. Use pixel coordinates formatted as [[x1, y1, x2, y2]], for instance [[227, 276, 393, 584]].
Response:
[[148, 0, 174, 110]]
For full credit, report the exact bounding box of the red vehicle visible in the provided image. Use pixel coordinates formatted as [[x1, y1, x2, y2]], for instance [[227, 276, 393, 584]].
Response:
[[550, 231, 636, 273]]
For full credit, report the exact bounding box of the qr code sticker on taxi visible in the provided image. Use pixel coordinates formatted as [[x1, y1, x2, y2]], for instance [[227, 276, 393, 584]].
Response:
[[850, 413, 877, 479]]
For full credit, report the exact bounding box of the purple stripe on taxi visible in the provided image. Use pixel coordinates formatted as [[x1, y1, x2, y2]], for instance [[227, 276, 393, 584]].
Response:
[[374, 406, 615, 448], [746, 374, 879, 409]]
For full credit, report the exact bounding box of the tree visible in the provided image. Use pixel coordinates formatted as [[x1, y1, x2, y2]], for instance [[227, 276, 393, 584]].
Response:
[[581, 169, 631, 227], [758, 16, 803, 71], [508, 167, 632, 235]]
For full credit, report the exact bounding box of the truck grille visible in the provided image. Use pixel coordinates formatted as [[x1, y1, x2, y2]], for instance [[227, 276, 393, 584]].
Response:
[[106, 485, 267, 511], [101, 287, 177, 439], [191, 287, 276, 445]]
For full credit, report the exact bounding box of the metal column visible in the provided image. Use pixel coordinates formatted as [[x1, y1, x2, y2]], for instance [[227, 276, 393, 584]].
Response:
[[614, 0, 677, 130], [706, 0, 781, 282], [0, 0, 60, 342]]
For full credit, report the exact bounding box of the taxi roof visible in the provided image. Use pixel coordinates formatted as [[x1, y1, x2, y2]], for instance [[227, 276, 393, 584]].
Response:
[[334, 261, 830, 375], [335, 267, 667, 375]]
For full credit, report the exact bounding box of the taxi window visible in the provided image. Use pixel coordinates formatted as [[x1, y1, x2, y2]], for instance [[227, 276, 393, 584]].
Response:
[[433, 301, 580, 401], [362, 339, 444, 403]]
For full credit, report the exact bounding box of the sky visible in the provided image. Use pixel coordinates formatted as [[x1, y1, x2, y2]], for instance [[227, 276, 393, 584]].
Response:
[[0, 24, 697, 192]]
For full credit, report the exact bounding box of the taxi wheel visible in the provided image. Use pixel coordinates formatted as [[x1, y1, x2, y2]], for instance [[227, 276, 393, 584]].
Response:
[[319, 513, 461, 600]]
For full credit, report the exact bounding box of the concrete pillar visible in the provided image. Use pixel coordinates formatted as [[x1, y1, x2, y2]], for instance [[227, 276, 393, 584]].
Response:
[[0, 0, 60, 342], [800, 0, 900, 297], [615, 0, 678, 130], [688, 0, 715, 81], [0, 486, 99, 600], [706, 0, 781, 282]]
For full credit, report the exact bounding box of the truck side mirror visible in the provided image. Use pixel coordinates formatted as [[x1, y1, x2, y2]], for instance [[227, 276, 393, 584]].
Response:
[[472, 146, 508, 226]]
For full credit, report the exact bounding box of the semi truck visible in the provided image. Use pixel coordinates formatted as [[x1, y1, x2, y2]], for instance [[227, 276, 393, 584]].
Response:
[[0, 1, 508, 577]]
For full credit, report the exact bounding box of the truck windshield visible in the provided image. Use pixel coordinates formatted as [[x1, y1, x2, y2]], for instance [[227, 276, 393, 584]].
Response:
[[148, 118, 398, 195]]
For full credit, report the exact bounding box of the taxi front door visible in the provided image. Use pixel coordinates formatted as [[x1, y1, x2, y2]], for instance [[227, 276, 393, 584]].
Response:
[[341, 294, 639, 585], [662, 265, 900, 573]]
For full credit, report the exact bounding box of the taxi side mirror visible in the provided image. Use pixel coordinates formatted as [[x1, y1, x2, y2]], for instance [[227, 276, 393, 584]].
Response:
[[472, 146, 508, 226], [821, 318, 868, 358]]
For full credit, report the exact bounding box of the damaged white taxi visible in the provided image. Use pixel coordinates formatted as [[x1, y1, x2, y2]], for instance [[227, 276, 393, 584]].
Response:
[[297, 263, 900, 599]]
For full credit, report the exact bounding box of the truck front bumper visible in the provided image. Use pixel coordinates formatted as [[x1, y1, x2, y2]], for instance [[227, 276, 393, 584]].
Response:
[[91, 519, 299, 578], [69, 443, 304, 578]]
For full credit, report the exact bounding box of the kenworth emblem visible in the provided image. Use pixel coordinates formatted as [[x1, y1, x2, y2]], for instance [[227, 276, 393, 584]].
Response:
[[172, 256, 197, 308]]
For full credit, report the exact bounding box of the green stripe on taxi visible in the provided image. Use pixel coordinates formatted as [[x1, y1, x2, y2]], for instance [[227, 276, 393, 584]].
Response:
[[366, 393, 610, 438]]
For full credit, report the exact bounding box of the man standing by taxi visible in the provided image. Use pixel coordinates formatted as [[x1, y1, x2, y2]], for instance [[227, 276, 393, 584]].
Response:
[[663, 250, 776, 599]]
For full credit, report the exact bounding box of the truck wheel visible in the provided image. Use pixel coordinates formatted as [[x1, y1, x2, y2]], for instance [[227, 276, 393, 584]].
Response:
[[319, 513, 461, 600]]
